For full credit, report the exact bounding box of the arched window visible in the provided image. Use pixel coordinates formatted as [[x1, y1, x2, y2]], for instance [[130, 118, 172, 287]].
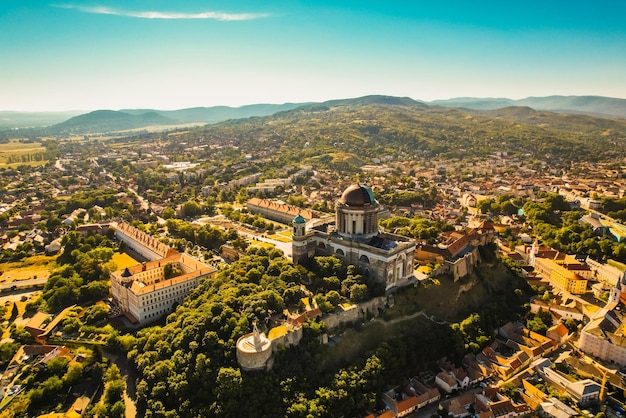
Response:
[[359, 255, 370, 264], [336, 249, 344, 256], [317, 242, 326, 249]]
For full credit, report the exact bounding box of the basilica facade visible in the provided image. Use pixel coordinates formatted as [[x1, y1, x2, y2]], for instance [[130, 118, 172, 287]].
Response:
[[292, 184, 416, 290]]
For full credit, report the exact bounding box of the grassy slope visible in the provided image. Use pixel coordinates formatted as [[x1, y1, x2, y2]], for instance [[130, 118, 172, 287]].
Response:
[[324, 254, 528, 369]]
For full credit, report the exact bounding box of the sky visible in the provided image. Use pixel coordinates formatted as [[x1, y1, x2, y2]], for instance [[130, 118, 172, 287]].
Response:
[[1, 0, 625, 111]]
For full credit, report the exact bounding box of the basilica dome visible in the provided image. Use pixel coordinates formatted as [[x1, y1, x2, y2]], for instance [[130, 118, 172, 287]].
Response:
[[338, 184, 379, 207]]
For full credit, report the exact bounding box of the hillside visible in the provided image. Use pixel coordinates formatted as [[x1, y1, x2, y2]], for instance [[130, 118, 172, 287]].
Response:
[[52, 110, 176, 133], [0, 110, 84, 129], [120, 102, 305, 124], [431, 95, 626, 119], [168, 97, 626, 165], [2, 94, 625, 136]]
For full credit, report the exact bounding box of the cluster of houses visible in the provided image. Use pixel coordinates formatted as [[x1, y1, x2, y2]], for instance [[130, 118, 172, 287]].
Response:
[[367, 313, 626, 418], [0, 344, 95, 416]]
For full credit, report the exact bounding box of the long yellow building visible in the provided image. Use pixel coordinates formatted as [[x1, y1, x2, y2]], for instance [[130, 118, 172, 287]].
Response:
[[534, 258, 588, 294]]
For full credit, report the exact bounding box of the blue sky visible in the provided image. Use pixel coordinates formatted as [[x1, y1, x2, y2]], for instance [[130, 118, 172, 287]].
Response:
[[1, 0, 625, 111]]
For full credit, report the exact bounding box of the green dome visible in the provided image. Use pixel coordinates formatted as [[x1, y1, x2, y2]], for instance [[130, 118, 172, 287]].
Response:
[[293, 214, 306, 224]]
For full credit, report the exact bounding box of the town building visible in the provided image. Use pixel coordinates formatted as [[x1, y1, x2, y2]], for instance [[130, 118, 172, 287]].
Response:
[[533, 258, 588, 295], [110, 222, 217, 324], [247, 197, 320, 225], [578, 281, 626, 365], [292, 184, 416, 290]]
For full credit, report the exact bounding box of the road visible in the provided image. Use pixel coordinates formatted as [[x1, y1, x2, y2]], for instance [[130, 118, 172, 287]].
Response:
[[104, 352, 137, 418]]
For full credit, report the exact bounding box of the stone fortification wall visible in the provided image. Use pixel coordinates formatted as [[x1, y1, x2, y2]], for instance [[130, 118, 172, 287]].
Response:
[[323, 296, 387, 330], [270, 326, 303, 351]]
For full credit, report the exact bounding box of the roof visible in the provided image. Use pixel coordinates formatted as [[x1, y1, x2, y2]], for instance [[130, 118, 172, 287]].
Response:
[[568, 379, 600, 398], [339, 184, 379, 207], [247, 198, 319, 220], [436, 371, 458, 387], [396, 396, 419, 413], [378, 410, 396, 418], [25, 312, 50, 331], [293, 214, 306, 224]]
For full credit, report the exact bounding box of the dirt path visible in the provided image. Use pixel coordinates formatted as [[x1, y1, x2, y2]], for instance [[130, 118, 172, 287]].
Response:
[[370, 310, 450, 328]]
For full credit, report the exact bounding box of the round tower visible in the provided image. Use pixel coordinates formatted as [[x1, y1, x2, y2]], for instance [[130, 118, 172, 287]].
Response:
[[236, 323, 273, 371]]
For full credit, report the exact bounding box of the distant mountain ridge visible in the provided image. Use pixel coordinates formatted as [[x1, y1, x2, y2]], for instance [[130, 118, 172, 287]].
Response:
[[0, 110, 84, 129], [53, 110, 177, 133], [430, 95, 626, 119], [1, 95, 625, 135], [119, 103, 307, 125]]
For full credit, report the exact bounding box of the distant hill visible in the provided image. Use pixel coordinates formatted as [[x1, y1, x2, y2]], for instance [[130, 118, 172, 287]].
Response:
[[0, 110, 84, 129], [466, 106, 626, 132], [301, 95, 424, 110], [180, 97, 626, 166], [430, 95, 626, 119], [2, 94, 625, 136], [0, 103, 306, 135], [52, 110, 177, 133], [119, 102, 306, 125], [43, 98, 417, 134]]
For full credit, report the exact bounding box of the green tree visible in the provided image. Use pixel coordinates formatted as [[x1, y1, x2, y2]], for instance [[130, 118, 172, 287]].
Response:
[[349, 283, 368, 302], [162, 206, 176, 219], [181, 201, 203, 218], [105, 379, 126, 405]]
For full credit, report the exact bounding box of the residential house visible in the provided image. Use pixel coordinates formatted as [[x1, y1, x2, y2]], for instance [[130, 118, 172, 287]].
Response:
[[538, 364, 601, 406], [435, 371, 458, 394], [546, 323, 569, 345]]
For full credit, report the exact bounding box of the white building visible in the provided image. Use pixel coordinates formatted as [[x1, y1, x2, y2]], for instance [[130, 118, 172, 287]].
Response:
[[292, 184, 416, 290], [110, 222, 217, 323], [578, 282, 626, 365]]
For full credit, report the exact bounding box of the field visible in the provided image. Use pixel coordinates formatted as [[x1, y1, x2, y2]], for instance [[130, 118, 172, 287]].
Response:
[[0, 140, 48, 168], [0, 254, 58, 283]]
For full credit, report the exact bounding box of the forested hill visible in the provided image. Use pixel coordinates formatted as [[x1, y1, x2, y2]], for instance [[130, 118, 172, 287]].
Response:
[[53, 110, 176, 133], [166, 98, 626, 165], [431, 95, 626, 119]]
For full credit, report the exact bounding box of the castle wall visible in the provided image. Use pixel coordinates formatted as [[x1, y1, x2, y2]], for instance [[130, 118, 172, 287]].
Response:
[[448, 247, 481, 282], [323, 296, 387, 330], [270, 326, 303, 351]]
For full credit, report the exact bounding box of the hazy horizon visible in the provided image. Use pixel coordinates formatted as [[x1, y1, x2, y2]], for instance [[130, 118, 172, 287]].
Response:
[[2, 1, 625, 111]]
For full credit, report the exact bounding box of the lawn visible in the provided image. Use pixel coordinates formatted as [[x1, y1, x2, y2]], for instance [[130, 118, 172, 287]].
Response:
[[266, 233, 291, 243], [251, 241, 274, 250], [112, 252, 139, 270], [0, 254, 58, 283]]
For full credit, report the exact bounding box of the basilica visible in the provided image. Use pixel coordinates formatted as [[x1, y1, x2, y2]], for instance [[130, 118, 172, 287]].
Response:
[[292, 184, 416, 290]]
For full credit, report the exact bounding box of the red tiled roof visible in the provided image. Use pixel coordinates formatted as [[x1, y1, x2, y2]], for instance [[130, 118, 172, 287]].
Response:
[[396, 396, 419, 413]]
